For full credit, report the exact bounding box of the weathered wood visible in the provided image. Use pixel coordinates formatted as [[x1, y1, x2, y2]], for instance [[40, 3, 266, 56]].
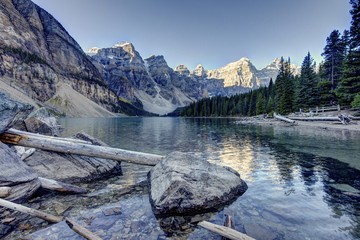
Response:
[[198, 221, 255, 240], [0, 198, 62, 223], [0, 198, 102, 240], [1, 129, 164, 166], [8, 128, 91, 144], [274, 113, 296, 124], [65, 218, 103, 240], [349, 115, 360, 121], [21, 148, 36, 161], [0, 187, 11, 198], [38, 177, 88, 194], [288, 116, 340, 121]]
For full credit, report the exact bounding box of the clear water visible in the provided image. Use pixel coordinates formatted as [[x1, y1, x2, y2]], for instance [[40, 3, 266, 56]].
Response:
[[57, 117, 360, 240]]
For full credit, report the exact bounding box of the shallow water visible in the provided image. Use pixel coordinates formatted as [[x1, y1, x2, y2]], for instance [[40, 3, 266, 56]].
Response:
[[29, 117, 360, 239]]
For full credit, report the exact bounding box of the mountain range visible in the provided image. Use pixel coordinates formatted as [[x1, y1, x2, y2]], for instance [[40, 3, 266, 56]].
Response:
[[88, 43, 300, 114], [0, 0, 300, 116]]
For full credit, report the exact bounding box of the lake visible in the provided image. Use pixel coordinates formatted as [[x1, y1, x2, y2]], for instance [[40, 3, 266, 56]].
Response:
[[50, 117, 360, 239]]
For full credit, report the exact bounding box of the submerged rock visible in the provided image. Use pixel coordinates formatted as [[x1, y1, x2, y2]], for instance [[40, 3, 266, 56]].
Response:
[[0, 142, 40, 203], [0, 92, 33, 134], [148, 152, 248, 215]]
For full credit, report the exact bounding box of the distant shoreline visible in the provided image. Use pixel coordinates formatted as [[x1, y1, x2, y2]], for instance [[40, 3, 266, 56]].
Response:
[[234, 116, 360, 134], [179, 115, 360, 134]]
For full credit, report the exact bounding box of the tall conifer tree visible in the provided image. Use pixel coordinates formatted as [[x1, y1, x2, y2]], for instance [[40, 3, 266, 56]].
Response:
[[337, 0, 360, 105], [297, 52, 319, 108], [322, 30, 347, 91]]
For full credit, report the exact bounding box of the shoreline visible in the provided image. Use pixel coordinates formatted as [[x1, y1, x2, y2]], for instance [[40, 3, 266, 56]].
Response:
[[234, 116, 360, 133]]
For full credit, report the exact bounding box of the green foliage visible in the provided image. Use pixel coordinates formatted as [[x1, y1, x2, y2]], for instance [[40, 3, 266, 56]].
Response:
[[337, 0, 360, 105], [178, 80, 280, 117], [275, 57, 294, 114], [351, 93, 360, 109], [317, 80, 334, 105], [296, 52, 319, 108], [321, 30, 347, 91]]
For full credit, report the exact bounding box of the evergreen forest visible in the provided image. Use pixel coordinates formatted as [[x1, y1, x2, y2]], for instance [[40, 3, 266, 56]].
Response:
[[179, 0, 360, 117]]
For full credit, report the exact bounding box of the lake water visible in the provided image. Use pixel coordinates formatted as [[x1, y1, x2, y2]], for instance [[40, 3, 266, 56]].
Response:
[[55, 117, 360, 239]]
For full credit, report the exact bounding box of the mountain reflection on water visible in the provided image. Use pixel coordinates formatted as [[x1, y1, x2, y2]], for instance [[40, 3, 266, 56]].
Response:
[[55, 117, 360, 239]]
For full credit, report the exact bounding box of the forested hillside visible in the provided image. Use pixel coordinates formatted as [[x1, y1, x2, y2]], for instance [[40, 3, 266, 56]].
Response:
[[179, 0, 360, 117]]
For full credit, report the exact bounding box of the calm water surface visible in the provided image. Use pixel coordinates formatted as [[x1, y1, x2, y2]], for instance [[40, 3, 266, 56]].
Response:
[[58, 117, 360, 240]]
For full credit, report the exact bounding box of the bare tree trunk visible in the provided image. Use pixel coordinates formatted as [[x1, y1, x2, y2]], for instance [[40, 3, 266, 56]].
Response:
[[198, 221, 255, 240], [274, 113, 296, 123], [0, 129, 164, 166], [38, 177, 88, 194]]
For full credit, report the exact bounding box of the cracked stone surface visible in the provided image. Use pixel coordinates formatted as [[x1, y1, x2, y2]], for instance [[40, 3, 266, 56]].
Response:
[[148, 152, 248, 215]]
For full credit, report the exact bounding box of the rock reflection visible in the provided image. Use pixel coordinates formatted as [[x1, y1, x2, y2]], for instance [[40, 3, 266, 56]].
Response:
[[46, 117, 360, 240]]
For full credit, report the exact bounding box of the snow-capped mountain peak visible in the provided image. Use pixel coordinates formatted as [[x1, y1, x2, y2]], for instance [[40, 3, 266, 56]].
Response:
[[86, 47, 101, 56], [113, 41, 132, 48]]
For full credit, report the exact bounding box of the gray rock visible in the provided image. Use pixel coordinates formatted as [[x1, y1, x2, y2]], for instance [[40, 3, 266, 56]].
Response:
[[90, 44, 205, 115], [24, 107, 60, 136], [24, 132, 122, 183], [0, 0, 122, 114], [148, 152, 247, 215], [0, 92, 33, 134], [0, 142, 40, 203], [102, 206, 122, 216]]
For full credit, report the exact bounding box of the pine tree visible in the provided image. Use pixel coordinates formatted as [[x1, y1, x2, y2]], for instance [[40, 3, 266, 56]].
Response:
[[322, 30, 347, 91], [256, 92, 265, 115], [275, 57, 294, 114], [337, 0, 360, 105], [297, 52, 319, 109]]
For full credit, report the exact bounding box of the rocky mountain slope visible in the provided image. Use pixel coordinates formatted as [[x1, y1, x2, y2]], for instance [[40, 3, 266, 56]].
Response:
[[0, 0, 146, 116], [0, 0, 300, 116], [89, 42, 300, 114], [89, 43, 205, 115]]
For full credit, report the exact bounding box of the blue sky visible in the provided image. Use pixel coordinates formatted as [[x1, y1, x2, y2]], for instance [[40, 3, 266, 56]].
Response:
[[32, 0, 351, 70]]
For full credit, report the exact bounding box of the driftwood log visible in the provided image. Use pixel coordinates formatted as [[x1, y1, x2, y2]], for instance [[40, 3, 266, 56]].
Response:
[[274, 113, 296, 124], [349, 115, 360, 121], [198, 221, 255, 240], [0, 198, 102, 240], [288, 116, 340, 121], [288, 114, 351, 125], [0, 129, 164, 166], [38, 177, 88, 194]]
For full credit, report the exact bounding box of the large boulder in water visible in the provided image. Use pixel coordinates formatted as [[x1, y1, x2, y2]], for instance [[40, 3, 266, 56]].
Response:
[[148, 152, 247, 215], [0, 142, 40, 203], [24, 132, 122, 183], [0, 92, 33, 134]]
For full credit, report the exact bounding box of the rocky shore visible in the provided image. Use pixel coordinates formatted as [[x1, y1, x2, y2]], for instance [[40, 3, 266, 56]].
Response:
[[0, 93, 248, 239]]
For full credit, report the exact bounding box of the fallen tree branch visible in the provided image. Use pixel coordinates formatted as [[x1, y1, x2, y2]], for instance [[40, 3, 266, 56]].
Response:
[[288, 116, 340, 121], [0, 198, 62, 223], [21, 148, 36, 161], [66, 217, 103, 240], [0, 198, 102, 240], [274, 113, 296, 124], [0, 129, 164, 166], [8, 128, 91, 144], [349, 115, 360, 121], [38, 177, 88, 194], [198, 221, 255, 240]]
